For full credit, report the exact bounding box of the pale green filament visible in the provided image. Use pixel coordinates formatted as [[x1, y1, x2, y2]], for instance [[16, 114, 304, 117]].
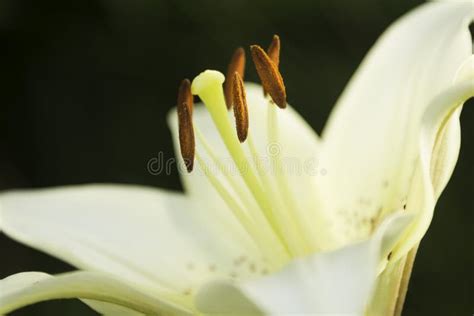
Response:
[[195, 153, 285, 262], [195, 128, 260, 219], [267, 103, 311, 256], [191, 70, 289, 252], [246, 134, 304, 257], [195, 128, 286, 260]]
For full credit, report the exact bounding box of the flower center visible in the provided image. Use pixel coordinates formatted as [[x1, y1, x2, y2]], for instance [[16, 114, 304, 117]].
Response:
[[176, 36, 314, 265]]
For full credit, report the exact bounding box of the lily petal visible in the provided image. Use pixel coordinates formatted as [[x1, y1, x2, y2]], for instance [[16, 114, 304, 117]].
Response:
[[318, 0, 474, 249], [368, 60, 474, 313], [0, 185, 259, 302], [83, 300, 145, 316], [0, 271, 190, 315], [429, 56, 474, 198], [395, 60, 474, 259], [195, 212, 413, 315]]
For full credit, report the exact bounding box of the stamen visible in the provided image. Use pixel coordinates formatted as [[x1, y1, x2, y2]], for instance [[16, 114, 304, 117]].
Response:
[[177, 78, 194, 115], [177, 79, 195, 172], [224, 47, 246, 109], [195, 128, 260, 216], [232, 72, 249, 142], [250, 45, 287, 108], [267, 34, 280, 68], [266, 104, 311, 255], [263, 35, 281, 97], [247, 134, 306, 256], [195, 152, 287, 263], [196, 124, 289, 261]]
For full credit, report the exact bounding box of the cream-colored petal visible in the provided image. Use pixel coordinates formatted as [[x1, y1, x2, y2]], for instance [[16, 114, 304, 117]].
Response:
[[0, 271, 190, 315], [194, 281, 264, 316], [367, 255, 408, 316], [195, 212, 412, 315], [317, 0, 473, 250], [83, 300, 145, 316], [394, 65, 474, 260], [0, 185, 261, 301], [429, 56, 474, 198], [368, 60, 474, 314]]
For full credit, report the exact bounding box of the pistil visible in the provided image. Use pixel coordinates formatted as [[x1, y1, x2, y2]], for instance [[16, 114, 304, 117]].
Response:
[[191, 70, 290, 253]]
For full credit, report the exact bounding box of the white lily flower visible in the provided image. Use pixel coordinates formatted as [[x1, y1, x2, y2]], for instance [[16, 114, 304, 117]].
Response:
[[1, 1, 473, 315]]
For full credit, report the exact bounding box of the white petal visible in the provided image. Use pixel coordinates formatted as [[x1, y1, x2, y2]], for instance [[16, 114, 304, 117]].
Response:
[[83, 300, 145, 316], [0, 185, 259, 299], [317, 1, 474, 249], [195, 212, 413, 315], [194, 281, 264, 316], [367, 62, 474, 313], [0, 271, 190, 315], [429, 56, 474, 198], [394, 61, 474, 259]]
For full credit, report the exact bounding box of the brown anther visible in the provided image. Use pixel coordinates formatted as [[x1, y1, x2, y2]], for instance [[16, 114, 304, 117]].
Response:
[[224, 47, 246, 109], [177, 78, 194, 116], [177, 79, 195, 172], [232, 72, 249, 142], [267, 34, 280, 68], [250, 45, 287, 108], [263, 35, 280, 97]]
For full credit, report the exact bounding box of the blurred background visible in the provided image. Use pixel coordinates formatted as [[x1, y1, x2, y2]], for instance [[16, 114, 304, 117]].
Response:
[[0, 0, 472, 315]]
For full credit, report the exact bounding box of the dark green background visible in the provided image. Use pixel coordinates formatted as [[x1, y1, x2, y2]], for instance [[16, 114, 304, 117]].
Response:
[[0, 0, 472, 315]]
